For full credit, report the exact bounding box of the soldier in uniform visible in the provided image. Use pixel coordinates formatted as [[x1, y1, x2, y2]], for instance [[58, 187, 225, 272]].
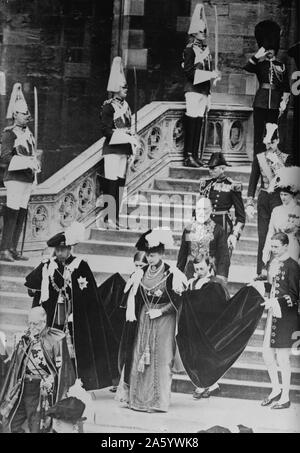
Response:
[[246, 123, 293, 280], [261, 232, 300, 410], [244, 20, 290, 156], [99, 56, 138, 228], [199, 152, 246, 255], [182, 3, 220, 167], [0, 87, 39, 262]]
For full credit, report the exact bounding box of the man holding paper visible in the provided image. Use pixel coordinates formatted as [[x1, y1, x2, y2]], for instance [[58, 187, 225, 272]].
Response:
[[99, 57, 138, 228], [0, 89, 39, 262], [182, 3, 220, 168]]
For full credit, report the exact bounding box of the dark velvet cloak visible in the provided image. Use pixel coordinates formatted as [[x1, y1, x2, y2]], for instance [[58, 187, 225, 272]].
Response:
[[25, 257, 120, 391], [177, 285, 264, 388], [97, 272, 126, 352]]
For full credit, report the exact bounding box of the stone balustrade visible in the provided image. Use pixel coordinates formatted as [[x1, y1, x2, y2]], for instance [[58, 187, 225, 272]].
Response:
[[0, 99, 253, 250]]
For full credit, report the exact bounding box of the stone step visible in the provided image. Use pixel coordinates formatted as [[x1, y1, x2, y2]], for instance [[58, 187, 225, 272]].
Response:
[[223, 362, 300, 386], [171, 375, 300, 403], [0, 261, 36, 279], [75, 239, 258, 266], [169, 166, 251, 183], [0, 303, 30, 326], [240, 346, 300, 369], [0, 276, 27, 293]]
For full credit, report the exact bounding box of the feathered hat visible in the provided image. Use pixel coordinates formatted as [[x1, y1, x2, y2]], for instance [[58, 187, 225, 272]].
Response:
[[255, 20, 281, 54], [46, 397, 86, 423], [107, 56, 127, 93], [47, 222, 85, 247], [263, 123, 279, 145], [6, 82, 30, 119], [188, 3, 208, 36], [135, 228, 174, 254], [268, 166, 300, 195]]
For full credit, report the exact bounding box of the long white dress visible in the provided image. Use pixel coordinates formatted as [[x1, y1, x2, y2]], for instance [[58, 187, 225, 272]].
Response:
[[263, 201, 300, 264]]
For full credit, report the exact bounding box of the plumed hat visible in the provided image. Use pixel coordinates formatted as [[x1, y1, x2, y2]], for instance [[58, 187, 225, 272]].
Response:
[[47, 222, 85, 247], [255, 20, 281, 54], [288, 41, 300, 70], [263, 123, 278, 144], [6, 82, 30, 119], [188, 3, 208, 36], [135, 228, 174, 254], [47, 397, 86, 423], [207, 152, 230, 168], [107, 56, 127, 93], [268, 166, 300, 195]]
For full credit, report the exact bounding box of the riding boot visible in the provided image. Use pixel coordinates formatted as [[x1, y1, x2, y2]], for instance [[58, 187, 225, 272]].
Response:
[[11, 208, 29, 261], [193, 117, 205, 166], [183, 115, 200, 168], [0, 206, 19, 261], [117, 177, 126, 228]]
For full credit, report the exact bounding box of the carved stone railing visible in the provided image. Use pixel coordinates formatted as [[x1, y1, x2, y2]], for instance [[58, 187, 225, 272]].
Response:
[[0, 100, 253, 251]]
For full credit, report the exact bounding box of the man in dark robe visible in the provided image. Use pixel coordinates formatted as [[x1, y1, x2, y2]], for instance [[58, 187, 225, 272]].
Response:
[[25, 223, 119, 391]]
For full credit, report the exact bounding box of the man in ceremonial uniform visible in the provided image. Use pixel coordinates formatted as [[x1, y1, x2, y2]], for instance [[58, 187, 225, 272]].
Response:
[[0, 84, 40, 262], [244, 20, 290, 156], [99, 56, 138, 228], [182, 3, 220, 167], [24, 222, 119, 391], [177, 197, 230, 283], [0, 307, 75, 433], [199, 152, 245, 254], [246, 123, 292, 280]]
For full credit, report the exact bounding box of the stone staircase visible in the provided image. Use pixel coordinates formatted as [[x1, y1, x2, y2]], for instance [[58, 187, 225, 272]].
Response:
[[0, 165, 300, 403]]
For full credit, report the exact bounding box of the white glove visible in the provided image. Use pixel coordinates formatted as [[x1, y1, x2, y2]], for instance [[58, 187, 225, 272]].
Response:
[[207, 95, 212, 112], [279, 99, 288, 117], [227, 234, 237, 250], [147, 309, 162, 319], [246, 205, 255, 219], [254, 47, 268, 60]]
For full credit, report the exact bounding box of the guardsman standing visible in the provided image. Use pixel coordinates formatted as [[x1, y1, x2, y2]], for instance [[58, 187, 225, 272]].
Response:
[[182, 3, 220, 167], [244, 20, 290, 156], [0, 84, 40, 262], [99, 56, 138, 228], [246, 123, 293, 280], [199, 152, 245, 255]]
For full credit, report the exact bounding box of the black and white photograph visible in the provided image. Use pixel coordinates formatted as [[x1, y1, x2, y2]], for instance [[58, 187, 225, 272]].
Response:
[[0, 0, 299, 436]]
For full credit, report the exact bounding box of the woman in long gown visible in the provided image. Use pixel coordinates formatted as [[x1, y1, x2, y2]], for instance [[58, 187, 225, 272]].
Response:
[[263, 166, 300, 266], [117, 229, 186, 412]]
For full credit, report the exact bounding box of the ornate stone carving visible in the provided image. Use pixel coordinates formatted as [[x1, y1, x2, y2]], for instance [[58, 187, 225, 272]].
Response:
[[59, 193, 77, 227], [31, 205, 48, 238], [147, 126, 161, 159], [130, 138, 146, 172], [228, 120, 244, 152], [78, 177, 94, 212], [173, 118, 184, 150]]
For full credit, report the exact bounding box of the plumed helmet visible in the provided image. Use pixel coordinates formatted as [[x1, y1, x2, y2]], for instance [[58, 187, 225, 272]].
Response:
[[255, 20, 281, 54], [107, 56, 127, 93], [188, 3, 208, 36]]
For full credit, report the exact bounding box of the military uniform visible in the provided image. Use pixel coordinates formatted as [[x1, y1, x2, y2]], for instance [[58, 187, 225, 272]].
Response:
[[247, 147, 292, 275], [267, 256, 300, 349], [0, 122, 37, 261], [181, 3, 214, 167], [199, 176, 245, 238], [244, 20, 290, 156]]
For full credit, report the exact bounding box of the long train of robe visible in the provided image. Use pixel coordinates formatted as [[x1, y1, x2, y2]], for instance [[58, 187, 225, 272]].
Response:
[[176, 284, 264, 389]]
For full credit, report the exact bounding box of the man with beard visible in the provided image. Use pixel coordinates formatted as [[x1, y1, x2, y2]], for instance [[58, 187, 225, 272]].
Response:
[[0, 307, 75, 433], [24, 222, 119, 392], [177, 196, 230, 283]]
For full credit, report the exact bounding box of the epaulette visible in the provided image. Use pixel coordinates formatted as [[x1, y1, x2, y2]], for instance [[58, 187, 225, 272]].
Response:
[[186, 42, 193, 48], [41, 257, 50, 264], [227, 178, 243, 192], [199, 178, 210, 187], [102, 98, 114, 107]]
